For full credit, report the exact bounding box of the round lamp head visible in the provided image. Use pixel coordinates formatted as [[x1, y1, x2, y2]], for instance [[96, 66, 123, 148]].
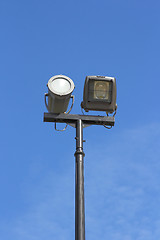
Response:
[[46, 75, 75, 113]]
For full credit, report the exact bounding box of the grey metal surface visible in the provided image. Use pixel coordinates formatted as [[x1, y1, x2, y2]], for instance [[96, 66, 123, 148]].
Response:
[[75, 119, 85, 240], [44, 113, 115, 127], [45, 92, 72, 113]]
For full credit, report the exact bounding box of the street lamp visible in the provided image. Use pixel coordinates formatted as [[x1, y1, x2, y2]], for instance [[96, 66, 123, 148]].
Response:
[[44, 74, 117, 240]]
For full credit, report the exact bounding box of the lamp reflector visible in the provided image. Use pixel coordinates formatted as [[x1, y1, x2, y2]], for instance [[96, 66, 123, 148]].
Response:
[[50, 78, 71, 95], [94, 81, 110, 100], [88, 79, 112, 103]]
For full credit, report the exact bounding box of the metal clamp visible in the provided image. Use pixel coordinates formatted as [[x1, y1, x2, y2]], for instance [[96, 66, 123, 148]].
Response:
[[44, 93, 49, 111]]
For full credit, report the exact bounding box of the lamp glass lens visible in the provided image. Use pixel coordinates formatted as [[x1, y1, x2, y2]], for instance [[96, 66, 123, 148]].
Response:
[[51, 78, 71, 94], [88, 80, 112, 103], [94, 81, 110, 100]]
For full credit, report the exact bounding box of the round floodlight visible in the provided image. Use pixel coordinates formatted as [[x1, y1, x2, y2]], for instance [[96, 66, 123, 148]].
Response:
[[48, 75, 74, 96], [45, 75, 75, 113]]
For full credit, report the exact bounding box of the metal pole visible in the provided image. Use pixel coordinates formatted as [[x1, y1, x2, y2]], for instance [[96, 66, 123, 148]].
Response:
[[75, 119, 85, 240], [44, 112, 115, 240]]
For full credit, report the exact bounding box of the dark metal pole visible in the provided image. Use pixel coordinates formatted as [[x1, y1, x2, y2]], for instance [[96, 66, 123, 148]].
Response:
[[75, 119, 85, 240]]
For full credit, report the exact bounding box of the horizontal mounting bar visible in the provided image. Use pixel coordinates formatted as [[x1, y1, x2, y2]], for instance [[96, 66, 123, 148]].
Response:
[[44, 113, 115, 127]]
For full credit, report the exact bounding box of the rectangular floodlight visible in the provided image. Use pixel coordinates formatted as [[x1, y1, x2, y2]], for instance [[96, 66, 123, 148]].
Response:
[[81, 76, 117, 113]]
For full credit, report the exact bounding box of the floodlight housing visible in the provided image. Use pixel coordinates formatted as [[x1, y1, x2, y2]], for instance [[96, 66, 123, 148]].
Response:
[[81, 76, 117, 113], [45, 75, 75, 113]]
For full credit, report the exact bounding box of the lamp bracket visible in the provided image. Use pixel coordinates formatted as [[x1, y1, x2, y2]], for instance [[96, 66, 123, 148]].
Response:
[[44, 113, 115, 128]]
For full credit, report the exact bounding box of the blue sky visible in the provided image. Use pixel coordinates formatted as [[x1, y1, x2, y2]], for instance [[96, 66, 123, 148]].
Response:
[[0, 0, 160, 239]]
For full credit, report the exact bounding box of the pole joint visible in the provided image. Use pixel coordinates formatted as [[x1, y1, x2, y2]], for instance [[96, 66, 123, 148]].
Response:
[[74, 150, 85, 157]]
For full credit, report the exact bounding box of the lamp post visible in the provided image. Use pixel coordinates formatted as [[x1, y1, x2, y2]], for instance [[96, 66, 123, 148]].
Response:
[[75, 119, 85, 240], [44, 75, 117, 240]]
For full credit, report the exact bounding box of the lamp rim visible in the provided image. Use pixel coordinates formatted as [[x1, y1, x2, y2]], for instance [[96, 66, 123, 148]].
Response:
[[48, 75, 75, 96]]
